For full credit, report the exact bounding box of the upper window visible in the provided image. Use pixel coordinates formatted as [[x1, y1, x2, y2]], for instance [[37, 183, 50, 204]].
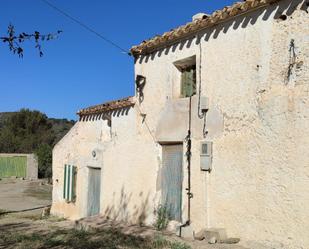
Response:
[[174, 55, 196, 98], [181, 65, 196, 98]]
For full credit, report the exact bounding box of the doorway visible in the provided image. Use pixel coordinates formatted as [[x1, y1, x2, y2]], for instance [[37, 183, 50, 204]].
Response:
[[161, 144, 183, 222], [87, 167, 101, 216]]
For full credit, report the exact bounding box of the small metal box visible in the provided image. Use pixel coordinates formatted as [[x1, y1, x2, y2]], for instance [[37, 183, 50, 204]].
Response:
[[200, 97, 209, 112], [200, 141, 213, 171]]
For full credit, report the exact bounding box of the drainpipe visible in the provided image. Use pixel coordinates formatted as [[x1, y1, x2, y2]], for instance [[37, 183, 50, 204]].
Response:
[[180, 96, 193, 230], [205, 171, 210, 228]]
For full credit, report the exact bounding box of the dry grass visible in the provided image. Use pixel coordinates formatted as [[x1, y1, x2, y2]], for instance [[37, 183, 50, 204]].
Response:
[[0, 227, 191, 249], [0, 209, 7, 219]]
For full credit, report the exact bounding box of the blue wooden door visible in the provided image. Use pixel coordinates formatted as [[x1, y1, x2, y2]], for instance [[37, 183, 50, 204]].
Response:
[[87, 168, 101, 216], [162, 144, 183, 222]]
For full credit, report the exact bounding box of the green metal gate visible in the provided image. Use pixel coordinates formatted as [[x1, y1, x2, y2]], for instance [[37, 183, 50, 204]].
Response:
[[0, 156, 27, 178]]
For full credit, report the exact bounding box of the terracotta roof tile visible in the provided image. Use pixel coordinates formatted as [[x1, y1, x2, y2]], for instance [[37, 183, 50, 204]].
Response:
[[77, 96, 135, 117], [130, 0, 281, 56]]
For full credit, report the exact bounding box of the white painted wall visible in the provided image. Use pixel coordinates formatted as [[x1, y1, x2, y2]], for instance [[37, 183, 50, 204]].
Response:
[[52, 1, 309, 248], [51, 119, 110, 219], [134, 1, 309, 248]]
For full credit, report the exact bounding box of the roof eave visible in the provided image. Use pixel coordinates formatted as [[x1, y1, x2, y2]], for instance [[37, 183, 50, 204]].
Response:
[[130, 0, 281, 57], [77, 96, 135, 117]]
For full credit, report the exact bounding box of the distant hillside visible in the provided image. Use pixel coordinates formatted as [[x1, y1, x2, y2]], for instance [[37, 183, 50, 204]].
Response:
[[49, 118, 75, 145], [0, 109, 75, 178], [0, 112, 15, 129], [0, 111, 75, 147]]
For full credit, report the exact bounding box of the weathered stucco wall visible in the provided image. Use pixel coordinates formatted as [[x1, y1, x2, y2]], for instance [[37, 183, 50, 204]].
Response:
[[134, 1, 309, 248], [52, 1, 308, 248], [51, 107, 162, 225], [204, 2, 309, 248], [101, 107, 161, 225], [51, 119, 111, 219]]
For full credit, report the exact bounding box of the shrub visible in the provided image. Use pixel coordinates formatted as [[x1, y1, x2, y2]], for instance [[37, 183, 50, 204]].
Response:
[[170, 241, 192, 249], [152, 235, 191, 249], [35, 143, 52, 178], [154, 205, 170, 231]]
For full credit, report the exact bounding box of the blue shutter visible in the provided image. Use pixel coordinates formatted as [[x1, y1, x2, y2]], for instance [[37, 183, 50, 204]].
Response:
[[71, 166, 77, 202], [66, 165, 71, 201], [64, 164, 77, 202], [63, 165, 67, 200]]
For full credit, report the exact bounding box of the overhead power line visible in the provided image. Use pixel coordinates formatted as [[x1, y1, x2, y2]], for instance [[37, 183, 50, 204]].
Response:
[[40, 0, 131, 56]]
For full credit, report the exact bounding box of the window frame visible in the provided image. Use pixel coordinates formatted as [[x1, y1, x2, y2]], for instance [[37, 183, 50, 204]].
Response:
[[173, 55, 197, 98]]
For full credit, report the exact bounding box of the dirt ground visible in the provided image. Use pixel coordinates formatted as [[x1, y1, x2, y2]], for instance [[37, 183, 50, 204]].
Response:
[[0, 178, 52, 213], [0, 178, 248, 249]]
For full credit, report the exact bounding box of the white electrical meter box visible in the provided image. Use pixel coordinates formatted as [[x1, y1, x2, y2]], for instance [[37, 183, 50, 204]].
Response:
[[200, 141, 213, 171], [200, 97, 209, 112]]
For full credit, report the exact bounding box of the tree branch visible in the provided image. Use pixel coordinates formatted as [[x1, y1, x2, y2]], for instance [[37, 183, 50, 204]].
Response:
[[0, 24, 62, 57]]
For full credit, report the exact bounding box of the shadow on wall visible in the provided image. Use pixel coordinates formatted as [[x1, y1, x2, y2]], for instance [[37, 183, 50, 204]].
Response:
[[102, 186, 153, 226], [79, 107, 132, 122], [137, 0, 309, 64]]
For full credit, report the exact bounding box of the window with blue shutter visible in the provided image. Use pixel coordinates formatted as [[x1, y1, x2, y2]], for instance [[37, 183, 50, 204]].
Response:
[[63, 164, 77, 202]]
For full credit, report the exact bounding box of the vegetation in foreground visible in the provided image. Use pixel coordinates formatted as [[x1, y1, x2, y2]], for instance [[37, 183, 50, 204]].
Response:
[[0, 209, 7, 218], [0, 227, 191, 249], [154, 205, 170, 231]]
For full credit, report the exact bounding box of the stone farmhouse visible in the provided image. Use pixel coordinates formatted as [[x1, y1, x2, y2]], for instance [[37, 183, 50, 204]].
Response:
[[51, 0, 309, 248]]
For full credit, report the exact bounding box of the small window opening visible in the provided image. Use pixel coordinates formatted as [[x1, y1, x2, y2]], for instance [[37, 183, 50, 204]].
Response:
[[174, 55, 197, 98]]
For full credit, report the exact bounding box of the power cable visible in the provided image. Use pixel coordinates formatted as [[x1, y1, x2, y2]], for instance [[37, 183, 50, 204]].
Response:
[[135, 103, 157, 144], [40, 0, 131, 56]]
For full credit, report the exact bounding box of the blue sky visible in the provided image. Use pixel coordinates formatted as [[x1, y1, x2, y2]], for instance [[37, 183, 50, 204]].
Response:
[[0, 0, 234, 120]]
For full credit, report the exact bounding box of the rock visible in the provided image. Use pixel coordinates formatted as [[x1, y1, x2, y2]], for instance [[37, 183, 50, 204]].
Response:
[[193, 228, 228, 243], [41, 206, 51, 218], [207, 228, 227, 240], [167, 220, 181, 233], [208, 236, 217, 244], [205, 230, 220, 243], [194, 229, 206, 240], [220, 238, 240, 244], [179, 225, 194, 240]]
